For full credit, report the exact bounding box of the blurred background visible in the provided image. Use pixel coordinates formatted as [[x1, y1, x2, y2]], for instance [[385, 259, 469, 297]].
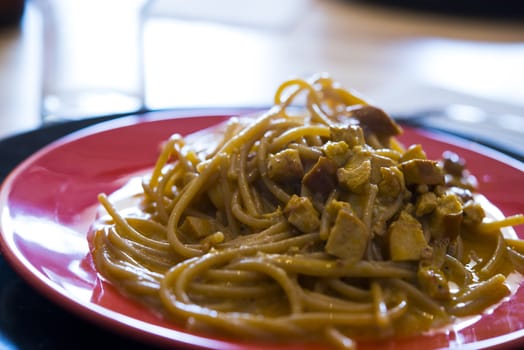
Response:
[[0, 0, 523, 143]]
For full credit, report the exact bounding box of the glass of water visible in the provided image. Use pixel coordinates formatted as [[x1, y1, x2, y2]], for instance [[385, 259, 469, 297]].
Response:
[[37, 0, 150, 123]]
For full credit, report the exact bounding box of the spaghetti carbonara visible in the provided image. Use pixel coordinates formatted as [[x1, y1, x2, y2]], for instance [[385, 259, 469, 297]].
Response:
[[91, 74, 524, 349]]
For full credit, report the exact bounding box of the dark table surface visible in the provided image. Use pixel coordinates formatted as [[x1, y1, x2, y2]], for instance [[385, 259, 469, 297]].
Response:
[[0, 108, 523, 350]]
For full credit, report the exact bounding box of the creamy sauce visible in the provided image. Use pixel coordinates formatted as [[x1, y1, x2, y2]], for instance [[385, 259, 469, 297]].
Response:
[[96, 177, 524, 341]]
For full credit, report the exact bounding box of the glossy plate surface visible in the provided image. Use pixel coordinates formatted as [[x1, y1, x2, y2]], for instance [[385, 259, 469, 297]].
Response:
[[1, 114, 524, 350]]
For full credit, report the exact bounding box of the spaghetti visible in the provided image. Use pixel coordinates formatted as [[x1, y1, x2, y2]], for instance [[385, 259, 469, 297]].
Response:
[[91, 74, 524, 349]]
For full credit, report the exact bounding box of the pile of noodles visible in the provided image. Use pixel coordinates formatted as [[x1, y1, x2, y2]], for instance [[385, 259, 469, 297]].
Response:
[[92, 74, 524, 349]]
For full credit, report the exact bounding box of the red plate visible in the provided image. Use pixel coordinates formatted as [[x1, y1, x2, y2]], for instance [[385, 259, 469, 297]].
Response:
[[1, 113, 523, 350]]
